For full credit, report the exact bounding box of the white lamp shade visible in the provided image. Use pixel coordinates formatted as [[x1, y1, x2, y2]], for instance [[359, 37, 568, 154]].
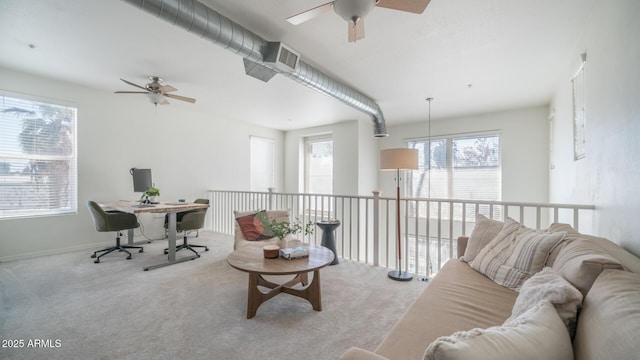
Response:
[[380, 148, 419, 170]]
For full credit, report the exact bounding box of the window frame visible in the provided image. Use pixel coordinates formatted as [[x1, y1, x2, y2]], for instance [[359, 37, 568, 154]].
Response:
[[0, 91, 78, 220], [406, 131, 502, 220], [303, 134, 334, 195]]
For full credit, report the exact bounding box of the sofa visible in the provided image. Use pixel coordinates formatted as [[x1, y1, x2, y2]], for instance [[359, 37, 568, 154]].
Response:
[[340, 216, 640, 360]]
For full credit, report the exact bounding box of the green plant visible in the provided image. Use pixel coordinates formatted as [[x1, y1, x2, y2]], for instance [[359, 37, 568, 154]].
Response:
[[264, 217, 314, 240], [143, 186, 160, 197]]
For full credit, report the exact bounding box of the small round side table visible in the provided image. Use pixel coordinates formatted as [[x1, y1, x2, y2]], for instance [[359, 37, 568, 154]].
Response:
[[316, 220, 340, 265]]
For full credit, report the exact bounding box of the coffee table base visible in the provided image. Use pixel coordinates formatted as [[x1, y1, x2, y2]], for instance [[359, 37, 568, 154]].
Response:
[[246, 270, 322, 319]]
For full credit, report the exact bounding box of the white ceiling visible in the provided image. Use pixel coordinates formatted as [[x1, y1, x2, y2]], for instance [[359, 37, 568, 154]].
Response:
[[0, 0, 596, 132]]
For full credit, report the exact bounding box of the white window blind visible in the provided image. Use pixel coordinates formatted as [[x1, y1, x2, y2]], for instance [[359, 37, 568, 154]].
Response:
[[249, 136, 275, 192], [407, 133, 501, 219], [0, 94, 77, 219], [304, 135, 333, 195]]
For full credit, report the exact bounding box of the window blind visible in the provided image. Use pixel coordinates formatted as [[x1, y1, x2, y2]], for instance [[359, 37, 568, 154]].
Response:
[[0, 94, 77, 219], [407, 133, 501, 220]]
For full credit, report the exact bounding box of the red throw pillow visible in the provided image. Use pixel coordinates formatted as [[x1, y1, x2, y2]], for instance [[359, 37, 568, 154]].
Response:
[[235, 210, 273, 241]]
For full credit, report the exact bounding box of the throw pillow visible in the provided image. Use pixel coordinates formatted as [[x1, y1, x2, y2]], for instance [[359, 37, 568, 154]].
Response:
[[235, 210, 273, 241], [472, 221, 566, 290], [573, 270, 640, 360], [461, 214, 505, 263], [551, 239, 624, 296], [508, 267, 583, 336], [423, 301, 573, 360]]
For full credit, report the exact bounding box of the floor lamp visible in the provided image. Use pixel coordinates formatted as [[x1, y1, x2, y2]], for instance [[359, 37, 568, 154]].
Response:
[[380, 148, 419, 281]]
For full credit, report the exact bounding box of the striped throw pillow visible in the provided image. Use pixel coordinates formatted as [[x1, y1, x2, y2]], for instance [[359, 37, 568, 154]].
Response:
[[472, 219, 566, 290]]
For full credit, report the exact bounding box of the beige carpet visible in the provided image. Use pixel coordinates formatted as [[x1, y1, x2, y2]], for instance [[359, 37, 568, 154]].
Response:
[[0, 232, 426, 360]]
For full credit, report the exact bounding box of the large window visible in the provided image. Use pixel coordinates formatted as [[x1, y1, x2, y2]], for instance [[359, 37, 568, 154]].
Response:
[[407, 133, 501, 219], [0, 93, 77, 219]]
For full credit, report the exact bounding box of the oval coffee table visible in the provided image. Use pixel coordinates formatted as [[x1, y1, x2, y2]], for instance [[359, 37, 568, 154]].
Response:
[[227, 243, 335, 319]]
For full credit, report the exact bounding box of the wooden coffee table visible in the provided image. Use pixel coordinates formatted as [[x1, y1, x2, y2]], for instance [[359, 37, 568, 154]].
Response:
[[227, 243, 335, 319]]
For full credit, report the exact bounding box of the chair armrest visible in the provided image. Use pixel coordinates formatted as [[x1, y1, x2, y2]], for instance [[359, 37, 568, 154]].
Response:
[[457, 236, 469, 258], [339, 347, 390, 360]]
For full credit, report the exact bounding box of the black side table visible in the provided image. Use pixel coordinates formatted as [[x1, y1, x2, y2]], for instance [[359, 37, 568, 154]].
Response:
[[316, 220, 340, 265]]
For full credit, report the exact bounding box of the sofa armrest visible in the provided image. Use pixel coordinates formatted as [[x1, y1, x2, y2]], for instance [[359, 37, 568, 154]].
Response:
[[457, 236, 468, 258], [339, 347, 390, 360]]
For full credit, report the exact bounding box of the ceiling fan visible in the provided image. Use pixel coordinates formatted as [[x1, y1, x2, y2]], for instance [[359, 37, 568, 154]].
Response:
[[114, 76, 196, 105], [287, 0, 431, 42]]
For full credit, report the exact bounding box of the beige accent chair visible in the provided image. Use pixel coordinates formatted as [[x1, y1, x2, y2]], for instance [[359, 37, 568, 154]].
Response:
[[233, 209, 290, 250]]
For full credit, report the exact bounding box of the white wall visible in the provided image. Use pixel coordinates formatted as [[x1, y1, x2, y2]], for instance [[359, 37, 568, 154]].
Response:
[[549, 0, 640, 256], [0, 67, 283, 261], [380, 106, 550, 203]]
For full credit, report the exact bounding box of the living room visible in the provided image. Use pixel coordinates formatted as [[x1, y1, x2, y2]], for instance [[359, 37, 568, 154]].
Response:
[[0, 0, 638, 359]]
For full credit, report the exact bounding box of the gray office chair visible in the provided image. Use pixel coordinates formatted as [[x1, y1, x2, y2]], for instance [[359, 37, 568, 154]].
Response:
[[164, 198, 209, 257], [87, 200, 143, 263]]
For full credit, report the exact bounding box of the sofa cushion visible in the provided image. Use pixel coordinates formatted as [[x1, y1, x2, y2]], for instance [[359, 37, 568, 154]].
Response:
[[423, 301, 573, 360], [573, 270, 640, 360], [546, 223, 640, 274], [375, 259, 517, 360], [472, 219, 566, 290], [508, 267, 582, 335], [235, 210, 273, 241], [551, 239, 624, 296], [461, 214, 504, 263]]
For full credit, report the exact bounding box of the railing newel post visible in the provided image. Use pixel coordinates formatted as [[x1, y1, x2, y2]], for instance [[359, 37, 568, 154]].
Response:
[[372, 190, 381, 267]]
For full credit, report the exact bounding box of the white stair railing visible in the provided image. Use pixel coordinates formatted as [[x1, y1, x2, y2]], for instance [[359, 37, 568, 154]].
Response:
[[208, 189, 595, 276]]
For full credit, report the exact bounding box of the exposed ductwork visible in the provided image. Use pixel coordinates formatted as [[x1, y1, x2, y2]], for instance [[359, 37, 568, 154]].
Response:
[[121, 0, 388, 137]]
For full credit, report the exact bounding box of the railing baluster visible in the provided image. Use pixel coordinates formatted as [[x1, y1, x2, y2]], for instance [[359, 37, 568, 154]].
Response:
[[208, 190, 594, 274]]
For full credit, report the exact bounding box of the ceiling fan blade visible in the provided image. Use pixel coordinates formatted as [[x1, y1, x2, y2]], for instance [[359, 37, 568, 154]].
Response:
[[165, 93, 196, 103], [287, 1, 334, 25], [160, 99, 170, 105], [348, 17, 365, 43], [120, 78, 148, 91], [159, 84, 177, 93], [114, 91, 149, 94], [376, 0, 431, 14]]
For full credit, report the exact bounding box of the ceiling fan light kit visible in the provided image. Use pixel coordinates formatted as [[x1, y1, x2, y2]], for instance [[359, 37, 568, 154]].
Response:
[[287, 0, 431, 42], [114, 76, 196, 106]]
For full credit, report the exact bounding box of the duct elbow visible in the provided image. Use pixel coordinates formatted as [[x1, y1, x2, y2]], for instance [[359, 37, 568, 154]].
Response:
[[372, 116, 389, 138]]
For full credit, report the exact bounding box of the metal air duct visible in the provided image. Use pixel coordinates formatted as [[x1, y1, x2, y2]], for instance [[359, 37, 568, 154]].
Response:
[[122, 0, 388, 137]]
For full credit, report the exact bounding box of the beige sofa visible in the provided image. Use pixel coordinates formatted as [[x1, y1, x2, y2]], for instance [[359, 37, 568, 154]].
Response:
[[340, 220, 640, 360]]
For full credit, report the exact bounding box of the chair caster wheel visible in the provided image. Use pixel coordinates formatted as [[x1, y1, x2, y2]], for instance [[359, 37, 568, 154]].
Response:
[[163, 250, 168, 255], [91, 254, 96, 258], [205, 248, 209, 251], [139, 249, 144, 253], [94, 259, 100, 263], [126, 256, 132, 260]]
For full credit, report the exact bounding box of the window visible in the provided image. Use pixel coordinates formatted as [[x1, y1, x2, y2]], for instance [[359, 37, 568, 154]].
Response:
[[0, 93, 77, 219], [304, 135, 333, 214], [304, 135, 333, 194], [407, 133, 501, 219], [249, 136, 275, 192]]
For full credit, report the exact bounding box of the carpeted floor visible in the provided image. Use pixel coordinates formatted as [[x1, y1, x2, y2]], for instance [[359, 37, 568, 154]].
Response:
[[0, 232, 426, 360]]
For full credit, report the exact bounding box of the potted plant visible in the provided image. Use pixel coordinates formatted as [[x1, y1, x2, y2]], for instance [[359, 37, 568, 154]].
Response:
[[264, 217, 314, 248], [142, 186, 160, 203]]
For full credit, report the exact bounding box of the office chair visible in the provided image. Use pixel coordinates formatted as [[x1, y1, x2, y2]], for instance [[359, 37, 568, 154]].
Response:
[[164, 198, 209, 257], [87, 201, 143, 263]]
